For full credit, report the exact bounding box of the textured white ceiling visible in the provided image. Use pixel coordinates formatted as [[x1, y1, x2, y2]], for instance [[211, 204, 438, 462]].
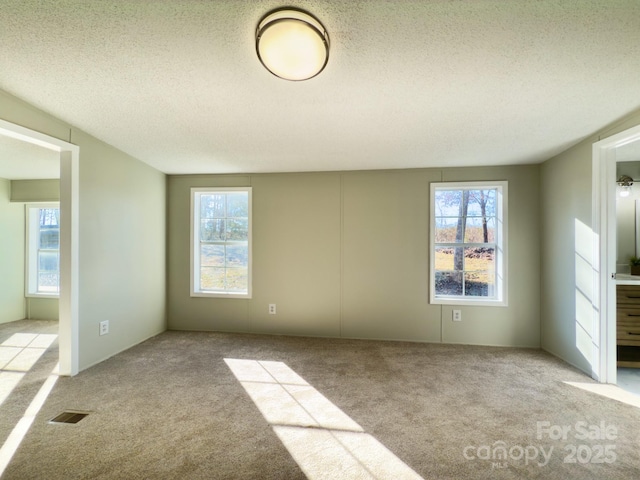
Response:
[[0, 134, 59, 179], [1, 0, 640, 175]]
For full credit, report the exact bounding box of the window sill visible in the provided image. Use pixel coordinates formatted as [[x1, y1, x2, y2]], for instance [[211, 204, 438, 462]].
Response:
[[431, 297, 507, 307], [26, 293, 60, 299], [191, 292, 251, 299]]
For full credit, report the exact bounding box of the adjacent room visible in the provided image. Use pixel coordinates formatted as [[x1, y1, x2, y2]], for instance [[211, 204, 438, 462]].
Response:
[[1, 1, 640, 479]]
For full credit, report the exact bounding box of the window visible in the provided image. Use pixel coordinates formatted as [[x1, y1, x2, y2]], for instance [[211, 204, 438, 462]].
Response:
[[26, 204, 60, 297], [191, 188, 252, 298], [430, 182, 507, 306]]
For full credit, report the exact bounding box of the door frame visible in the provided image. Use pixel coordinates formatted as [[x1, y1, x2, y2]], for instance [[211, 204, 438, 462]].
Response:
[[0, 118, 79, 376], [593, 124, 640, 384]]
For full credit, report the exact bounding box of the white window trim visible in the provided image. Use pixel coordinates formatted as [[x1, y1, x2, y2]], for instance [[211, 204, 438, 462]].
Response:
[[190, 187, 252, 299], [429, 181, 508, 307], [25, 202, 61, 298]]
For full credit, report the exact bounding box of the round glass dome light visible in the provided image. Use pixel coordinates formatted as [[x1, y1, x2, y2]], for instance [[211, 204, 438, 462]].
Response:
[[256, 8, 329, 81]]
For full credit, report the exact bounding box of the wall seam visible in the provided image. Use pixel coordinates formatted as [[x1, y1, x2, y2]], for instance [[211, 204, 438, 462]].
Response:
[[339, 173, 344, 338], [249, 175, 254, 333], [439, 169, 444, 342]]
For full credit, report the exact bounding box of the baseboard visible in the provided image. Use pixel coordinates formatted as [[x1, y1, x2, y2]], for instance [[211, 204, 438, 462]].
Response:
[[77, 327, 166, 374]]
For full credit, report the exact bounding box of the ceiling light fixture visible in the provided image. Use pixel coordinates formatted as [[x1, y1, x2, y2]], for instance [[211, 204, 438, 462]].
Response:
[[617, 175, 634, 197], [256, 8, 329, 81]]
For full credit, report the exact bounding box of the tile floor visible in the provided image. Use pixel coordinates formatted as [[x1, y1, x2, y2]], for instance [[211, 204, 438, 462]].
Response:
[[617, 368, 640, 396]]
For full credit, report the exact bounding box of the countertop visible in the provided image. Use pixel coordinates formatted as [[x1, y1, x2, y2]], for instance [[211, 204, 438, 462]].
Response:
[[616, 273, 640, 285]]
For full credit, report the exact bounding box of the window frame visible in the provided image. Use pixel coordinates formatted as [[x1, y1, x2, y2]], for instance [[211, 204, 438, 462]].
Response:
[[25, 202, 61, 298], [190, 187, 252, 299], [429, 181, 508, 307]]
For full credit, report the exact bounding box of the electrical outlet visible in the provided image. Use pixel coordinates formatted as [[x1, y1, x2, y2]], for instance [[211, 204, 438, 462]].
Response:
[[268, 304, 276, 315], [99, 320, 109, 336], [452, 310, 462, 322]]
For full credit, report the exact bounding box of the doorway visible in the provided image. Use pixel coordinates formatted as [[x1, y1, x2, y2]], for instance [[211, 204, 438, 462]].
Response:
[[613, 151, 640, 394], [593, 124, 640, 386], [0, 118, 79, 376]]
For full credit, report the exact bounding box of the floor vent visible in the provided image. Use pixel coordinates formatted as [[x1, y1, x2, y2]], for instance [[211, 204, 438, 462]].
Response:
[[49, 411, 90, 424]]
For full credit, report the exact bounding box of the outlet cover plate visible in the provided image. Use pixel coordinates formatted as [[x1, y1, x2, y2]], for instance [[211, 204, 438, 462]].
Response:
[[99, 320, 109, 335]]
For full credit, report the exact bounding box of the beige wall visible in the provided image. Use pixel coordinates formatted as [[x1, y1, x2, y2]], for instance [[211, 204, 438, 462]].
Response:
[[168, 164, 541, 347], [540, 138, 595, 373], [540, 108, 640, 374], [72, 129, 167, 369], [27, 297, 58, 320], [0, 90, 167, 372], [341, 170, 439, 342], [0, 177, 25, 324], [11, 179, 60, 202]]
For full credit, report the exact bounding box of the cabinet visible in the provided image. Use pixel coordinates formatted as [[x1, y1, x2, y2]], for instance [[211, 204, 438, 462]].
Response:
[[617, 285, 640, 367]]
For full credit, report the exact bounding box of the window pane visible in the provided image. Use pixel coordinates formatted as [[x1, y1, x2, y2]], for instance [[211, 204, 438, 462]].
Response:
[[39, 228, 59, 249], [464, 247, 494, 272], [38, 252, 59, 272], [485, 217, 496, 243], [201, 219, 225, 241], [226, 219, 248, 241], [38, 273, 59, 292], [434, 217, 460, 243], [435, 247, 458, 271], [434, 190, 461, 217], [435, 271, 462, 296], [227, 193, 248, 217], [200, 194, 226, 219], [464, 217, 481, 243], [466, 191, 483, 217], [40, 208, 59, 226], [226, 244, 248, 267], [467, 189, 497, 217], [226, 268, 248, 291], [201, 244, 224, 266], [462, 217, 496, 243], [465, 271, 495, 297], [201, 267, 225, 290]]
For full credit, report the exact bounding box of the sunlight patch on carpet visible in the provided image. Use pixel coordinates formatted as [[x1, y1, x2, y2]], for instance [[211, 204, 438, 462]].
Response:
[[0, 333, 57, 372], [225, 358, 423, 480], [1, 334, 39, 348], [0, 333, 58, 408], [564, 381, 640, 408], [0, 364, 59, 477], [0, 372, 25, 408]]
